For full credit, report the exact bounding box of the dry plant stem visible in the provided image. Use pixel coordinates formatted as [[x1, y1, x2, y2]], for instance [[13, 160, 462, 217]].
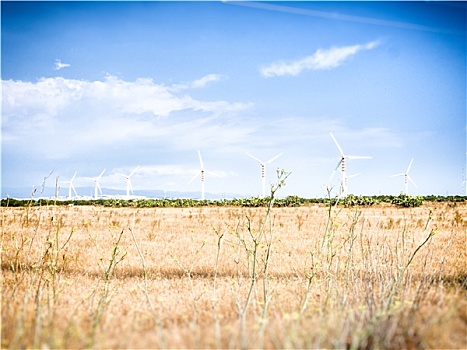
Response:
[[104, 229, 126, 281], [344, 209, 362, 285], [320, 189, 340, 314], [407, 248, 433, 321], [128, 213, 164, 348], [89, 228, 126, 347], [12, 205, 75, 349], [240, 169, 290, 349], [9, 208, 43, 347], [258, 212, 276, 347], [347, 213, 437, 350], [299, 253, 316, 316], [212, 228, 225, 294], [385, 226, 436, 313], [321, 186, 340, 250], [211, 227, 225, 347], [167, 230, 206, 347]]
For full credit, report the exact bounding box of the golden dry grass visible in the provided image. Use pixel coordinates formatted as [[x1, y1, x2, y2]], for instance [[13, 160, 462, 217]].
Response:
[[2, 201, 466, 349]]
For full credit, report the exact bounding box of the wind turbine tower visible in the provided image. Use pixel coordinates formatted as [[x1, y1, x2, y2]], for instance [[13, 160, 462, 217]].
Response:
[[188, 150, 206, 200], [62, 171, 78, 199], [329, 132, 371, 197], [116, 166, 140, 198], [246, 152, 283, 198], [85, 168, 106, 199], [390, 159, 416, 195]]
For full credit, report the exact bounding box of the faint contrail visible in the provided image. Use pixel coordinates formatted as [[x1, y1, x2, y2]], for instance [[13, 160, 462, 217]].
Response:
[[224, 1, 465, 36]]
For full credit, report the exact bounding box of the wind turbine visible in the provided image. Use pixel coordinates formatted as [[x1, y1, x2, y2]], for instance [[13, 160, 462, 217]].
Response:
[[62, 171, 78, 199], [329, 132, 371, 197], [390, 159, 416, 195], [84, 169, 106, 199], [188, 150, 206, 200], [116, 166, 140, 198], [246, 152, 283, 198]]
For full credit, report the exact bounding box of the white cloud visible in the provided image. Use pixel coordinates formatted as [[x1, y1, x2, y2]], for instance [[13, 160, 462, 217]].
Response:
[[2, 75, 249, 121], [190, 74, 223, 88], [261, 41, 379, 78], [2, 75, 253, 159], [169, 73, 225, 91], [54, 59, 70, 70]]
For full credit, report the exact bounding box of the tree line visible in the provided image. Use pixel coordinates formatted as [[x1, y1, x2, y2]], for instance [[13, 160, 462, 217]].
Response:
[[2, 194, 466, 208]]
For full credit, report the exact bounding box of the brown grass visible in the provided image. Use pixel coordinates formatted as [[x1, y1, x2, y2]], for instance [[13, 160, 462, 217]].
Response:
[[2, 201, 466, 349]]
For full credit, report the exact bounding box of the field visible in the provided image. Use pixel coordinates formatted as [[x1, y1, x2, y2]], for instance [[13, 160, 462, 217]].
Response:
[[2, 198, 466, 349]]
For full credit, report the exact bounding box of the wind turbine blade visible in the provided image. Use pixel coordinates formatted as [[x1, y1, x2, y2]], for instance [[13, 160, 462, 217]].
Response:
[[334, 159, 342, 172], [98, 168, 106, 179], [97, 182, 103, 195], [129, 180, 134, 194], [408, 175, 417, 188], [266, 152, 284, 164], [329, 159, 342, 181], [71, 184, 78, 197], [188, 172, 200, 184], [246, 153, 264, 164], [84, 177, 94, 181], [406, 158, 414, 174], [198, 150, 204, 170], [390, 173, 405, 177], [71, 171, 77, 182], [347, 173, 361, 179], [129, 166, 140, 178], [330, 132, 344, 156], [115, 173, 127, 178]]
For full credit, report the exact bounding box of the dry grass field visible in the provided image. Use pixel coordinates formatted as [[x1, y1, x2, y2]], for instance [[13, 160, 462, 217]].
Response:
[[2, 199, 466, 349]]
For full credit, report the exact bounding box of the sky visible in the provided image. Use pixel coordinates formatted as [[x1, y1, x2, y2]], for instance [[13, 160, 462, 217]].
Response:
[[2, 1, 466, 199]]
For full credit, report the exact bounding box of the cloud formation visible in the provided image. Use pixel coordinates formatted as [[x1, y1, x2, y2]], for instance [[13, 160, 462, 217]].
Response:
[[169, 73, 225, 91], [54, 59, 70, 70], [261, 41, 379, 78], [3, 74, 248, 120], [191, 74, 223, 88], [2, 75, 253, 158]]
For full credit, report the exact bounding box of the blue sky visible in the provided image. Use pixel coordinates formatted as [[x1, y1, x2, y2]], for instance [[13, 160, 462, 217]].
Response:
[[2, 1, 466, 198]]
